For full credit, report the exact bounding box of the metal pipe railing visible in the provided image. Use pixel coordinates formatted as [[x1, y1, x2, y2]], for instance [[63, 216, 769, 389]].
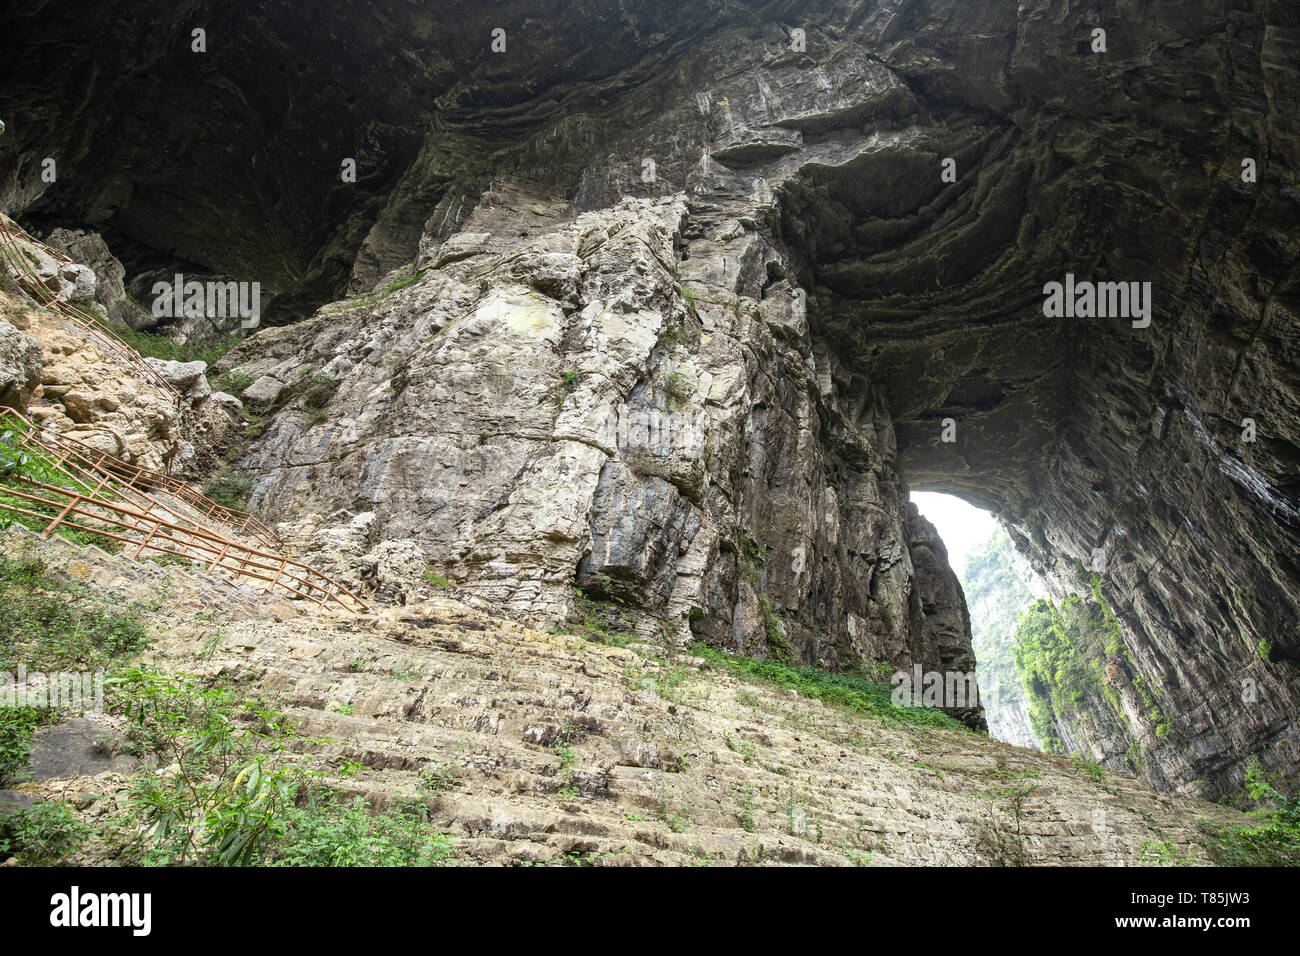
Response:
[[4, 410, 282, 549], [0, 214, 183, 408], [0, 411, 366, 611]]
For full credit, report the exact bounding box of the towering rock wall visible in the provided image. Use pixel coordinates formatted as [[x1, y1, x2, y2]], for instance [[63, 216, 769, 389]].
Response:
[[220, 185, 981, 728], [2, 0, 1296, 795]]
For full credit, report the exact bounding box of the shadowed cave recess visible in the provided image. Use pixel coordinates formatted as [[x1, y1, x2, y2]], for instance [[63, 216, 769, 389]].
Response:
[[1, 0, 1298, 804]]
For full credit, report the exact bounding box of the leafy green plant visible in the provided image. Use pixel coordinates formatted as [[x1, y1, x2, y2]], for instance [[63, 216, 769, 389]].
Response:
[[1206, 756, 1300, 866], [555, 369, 583, 400], [1138, 838, 1194, 866], [734, 785, 757, 832], [420, 764, 459, 793], [1068, 753, 1108, 781], [0, 799, 91, 864], [662, 809, 691, 833], [113, 669, 310, 866], [267, 791, 453, 866]]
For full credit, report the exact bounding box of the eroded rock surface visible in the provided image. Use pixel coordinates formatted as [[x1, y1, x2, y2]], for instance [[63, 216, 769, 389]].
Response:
[[221, 192, 981, 733], [3, 0, 1297, 798]]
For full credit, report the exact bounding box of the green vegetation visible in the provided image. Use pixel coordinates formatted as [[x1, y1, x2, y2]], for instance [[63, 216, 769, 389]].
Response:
[[108, 323, 238, 367], [0, 706, 55, 786], [202, 468, 252, 510], [555, 370, 583, 404], [0, 421, 128, 551], [661, 807, 691, 833], [0, 556, 150, 674], [736, 547, 797, 663], [1138, 839, 1195, 866], [297, 372, 339, 410], [111, 669, 312, 865], [0, 556, 152, 786], [0, 556, 457, 866], [422, 569, 453, 588], [419, 763, 459, 793], [385, 272, 425, 293], [0, 800, 92, 865], [1206, 756, 1300, 866], [1013, 575, 1174, 765], [568, 585, 639, 647], [554, 741, 581, 799], [1013, 596, 1118, 756], [959, 530, 1037, 742], [977, 780, 1037, 866], [691, 643, 969, 732], [1069, 752, 1108, 781], [661, 371, 695, 408], [268, 792, 453, 866], [734, 785, 757, 832], [211, 369, 254, 396]]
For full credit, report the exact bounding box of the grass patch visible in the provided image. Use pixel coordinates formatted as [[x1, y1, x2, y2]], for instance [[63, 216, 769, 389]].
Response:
[[202, 468, 252, 510], [108, 323, 238, 367], [691, 643, 969, 732], [211, 369, 255, 396], [0, 556, 151, 673], [1205, 756, 1300, 866]]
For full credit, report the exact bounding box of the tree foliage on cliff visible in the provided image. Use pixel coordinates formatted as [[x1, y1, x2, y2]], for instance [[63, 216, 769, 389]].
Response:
[[1011, 597, 1117, 757], [961, 530, 1038, 746]]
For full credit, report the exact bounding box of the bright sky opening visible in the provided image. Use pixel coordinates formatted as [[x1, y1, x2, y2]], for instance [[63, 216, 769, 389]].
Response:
[[910, 491, 998, 572]]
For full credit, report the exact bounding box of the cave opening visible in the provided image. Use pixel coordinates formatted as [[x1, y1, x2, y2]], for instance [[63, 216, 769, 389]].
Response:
[[910, 490, 1046, 751]]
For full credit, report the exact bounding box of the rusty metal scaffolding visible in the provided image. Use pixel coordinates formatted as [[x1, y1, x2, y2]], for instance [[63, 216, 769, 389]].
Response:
[[0, 213, 183, 408], [0, 408, 366, 612], [23, 420, 283, 549]]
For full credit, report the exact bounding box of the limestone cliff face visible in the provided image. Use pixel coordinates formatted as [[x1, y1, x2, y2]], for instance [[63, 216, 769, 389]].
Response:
[[218, 187, 981, 728], [4, 0, 1297, 795]]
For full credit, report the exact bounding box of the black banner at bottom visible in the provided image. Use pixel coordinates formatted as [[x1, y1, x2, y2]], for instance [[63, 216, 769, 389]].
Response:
[[0, 865, 1270, 943]]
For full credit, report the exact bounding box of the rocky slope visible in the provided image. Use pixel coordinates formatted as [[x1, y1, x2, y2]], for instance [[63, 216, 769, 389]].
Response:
[[0, 217, 235, 473], [1, 0, 1297, 801], [2, 527, 1248, 867], [215, 188, 982, 734]]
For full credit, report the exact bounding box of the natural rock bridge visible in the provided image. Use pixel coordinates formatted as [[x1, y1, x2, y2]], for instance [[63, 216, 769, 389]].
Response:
[[2, 0, 1296, 802]]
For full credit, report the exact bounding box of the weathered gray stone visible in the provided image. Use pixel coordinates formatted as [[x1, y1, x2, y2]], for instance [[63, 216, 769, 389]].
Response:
[[210, 391, 243, 413], [240, 374, 284, 406], [45, 227, 153, 329], [143, 358, 207, 390], [0, 316, 42, 410], [27, 718, 139, 782]]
